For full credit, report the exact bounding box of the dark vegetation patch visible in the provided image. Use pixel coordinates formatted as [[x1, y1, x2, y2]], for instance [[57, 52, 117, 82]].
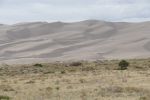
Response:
[[0, 95, 10, 100], [69, 61, 82, 66], [0, 59, 150, 76]]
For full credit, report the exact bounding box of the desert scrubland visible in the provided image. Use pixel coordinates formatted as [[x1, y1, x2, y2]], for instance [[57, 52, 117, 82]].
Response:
[[0, 59, 149, 100]]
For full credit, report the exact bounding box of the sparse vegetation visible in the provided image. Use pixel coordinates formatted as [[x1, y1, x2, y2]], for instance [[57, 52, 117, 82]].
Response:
[[69, 61, 82, 66], [119, 60, 129, 70], [0, 95, 10, 100], [0, 85, 14, 91], [56, 87, 60, 90], [45, 87, 53, 92], [43, 71, 55, 74], [79, 79, 86, 83], [33, 63, 43, 67], [61, 70, 66, 74], [0, 59, 149, 100]]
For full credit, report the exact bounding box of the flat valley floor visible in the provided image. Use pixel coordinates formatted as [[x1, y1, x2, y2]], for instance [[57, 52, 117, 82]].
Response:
[[0, 59, 150, 100]]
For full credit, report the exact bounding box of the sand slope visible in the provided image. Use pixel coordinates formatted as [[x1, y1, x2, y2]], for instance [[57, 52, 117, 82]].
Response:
[[0, 20, 150, 63]]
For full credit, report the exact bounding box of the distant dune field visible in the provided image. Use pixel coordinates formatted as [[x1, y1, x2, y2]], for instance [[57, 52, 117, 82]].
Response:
[[0, 20, 150, 63]]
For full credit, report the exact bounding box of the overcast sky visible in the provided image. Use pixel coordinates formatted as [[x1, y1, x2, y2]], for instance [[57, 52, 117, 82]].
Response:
[[0, 0, 150, 24]]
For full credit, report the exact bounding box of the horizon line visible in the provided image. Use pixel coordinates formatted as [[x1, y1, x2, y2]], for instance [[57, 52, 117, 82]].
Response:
[[1, 19, 150, 25]]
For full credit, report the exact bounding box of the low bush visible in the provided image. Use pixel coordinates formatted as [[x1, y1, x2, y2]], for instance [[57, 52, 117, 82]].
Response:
[[0, 95, 10, 100], [69, 62, 82, 66], [33, 63, 43, 67], [61, 70, 66, 74], [118, 60, 129, 70]]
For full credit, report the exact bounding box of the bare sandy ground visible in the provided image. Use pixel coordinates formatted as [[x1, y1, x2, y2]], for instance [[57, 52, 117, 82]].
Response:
[[0, 20, 150, 63]]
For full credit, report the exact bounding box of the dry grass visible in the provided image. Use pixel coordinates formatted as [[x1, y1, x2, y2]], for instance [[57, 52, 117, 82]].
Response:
[[0, 59, 150, 100]]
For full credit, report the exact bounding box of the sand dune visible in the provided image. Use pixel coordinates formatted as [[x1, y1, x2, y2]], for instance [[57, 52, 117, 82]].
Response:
[[0, 20, 150, 63]]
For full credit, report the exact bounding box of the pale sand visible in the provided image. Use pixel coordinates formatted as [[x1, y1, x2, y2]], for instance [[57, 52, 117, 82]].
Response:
[[0, 20, 150, 63]]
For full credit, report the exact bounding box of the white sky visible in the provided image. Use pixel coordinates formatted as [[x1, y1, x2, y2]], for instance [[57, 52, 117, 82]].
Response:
[[0, 0, 150, 24]]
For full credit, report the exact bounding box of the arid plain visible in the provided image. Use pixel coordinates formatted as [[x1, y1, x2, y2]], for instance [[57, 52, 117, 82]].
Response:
[[0, 20, 150, 100], [0, 59, 150, 100]]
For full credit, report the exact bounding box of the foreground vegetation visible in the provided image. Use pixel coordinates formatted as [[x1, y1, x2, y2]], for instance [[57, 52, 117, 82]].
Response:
[[0, 59, 150, 100]]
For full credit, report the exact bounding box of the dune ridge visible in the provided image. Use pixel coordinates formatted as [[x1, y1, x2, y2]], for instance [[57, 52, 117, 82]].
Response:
[[0, 20, 150, 63]]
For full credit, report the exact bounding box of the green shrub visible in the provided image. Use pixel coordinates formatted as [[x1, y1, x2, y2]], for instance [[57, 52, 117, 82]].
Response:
[[119, 60, 129, 70], [33, 63, 43, 67], [0, 95, 10, 100], [61, 70, 66, 74], [56, 87, 60, 90]]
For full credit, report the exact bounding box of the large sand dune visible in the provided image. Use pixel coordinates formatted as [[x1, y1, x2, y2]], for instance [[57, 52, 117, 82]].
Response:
[[0, 20, 150, 63]]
